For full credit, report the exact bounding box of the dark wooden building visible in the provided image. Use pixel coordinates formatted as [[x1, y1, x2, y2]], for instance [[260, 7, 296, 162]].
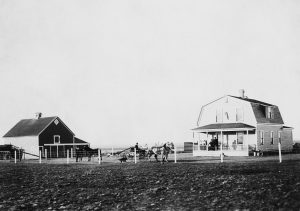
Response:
[[3, 113, 89, 158]]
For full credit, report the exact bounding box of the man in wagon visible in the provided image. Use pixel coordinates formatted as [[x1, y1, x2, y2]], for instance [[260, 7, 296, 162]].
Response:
[[135, 142, 139, 151]]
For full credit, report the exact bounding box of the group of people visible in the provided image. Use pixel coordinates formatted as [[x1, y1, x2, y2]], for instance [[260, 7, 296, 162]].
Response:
[[202, 138, 239, 151]]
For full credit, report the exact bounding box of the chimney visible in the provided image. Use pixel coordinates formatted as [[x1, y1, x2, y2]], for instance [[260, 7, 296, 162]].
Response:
[[35, 112, 42, 119], [239, 89, 245, 98]]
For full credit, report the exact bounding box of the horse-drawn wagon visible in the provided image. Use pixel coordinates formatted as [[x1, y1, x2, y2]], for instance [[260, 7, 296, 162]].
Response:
[[0, 144, 24, 161]]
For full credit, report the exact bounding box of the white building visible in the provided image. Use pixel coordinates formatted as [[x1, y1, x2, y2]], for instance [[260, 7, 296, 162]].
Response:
[[192, 90, 293, 156]]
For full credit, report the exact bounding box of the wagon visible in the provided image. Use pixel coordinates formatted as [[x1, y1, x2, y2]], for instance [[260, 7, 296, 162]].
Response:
[[0, 144, 24, 161]]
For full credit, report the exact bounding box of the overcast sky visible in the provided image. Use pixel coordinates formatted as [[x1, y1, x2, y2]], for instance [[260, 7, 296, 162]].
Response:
[[0, 0, 299, 147]]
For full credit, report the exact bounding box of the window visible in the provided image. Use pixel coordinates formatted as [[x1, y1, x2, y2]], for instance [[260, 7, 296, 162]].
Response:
[[260, 131, 264, 145], [225, 112, 229, 120], [216, 110, 222, 123], [54, 135, 60, 144], [237, 132, 244, 144], [270, 131, 274, 145], [266, 106, 274, 119], [54, 119, 59, 125], [278, 131, 281, 144]]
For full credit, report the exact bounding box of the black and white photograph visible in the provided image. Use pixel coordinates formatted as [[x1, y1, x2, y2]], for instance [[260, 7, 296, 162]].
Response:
[[0, 0, 300, 210]]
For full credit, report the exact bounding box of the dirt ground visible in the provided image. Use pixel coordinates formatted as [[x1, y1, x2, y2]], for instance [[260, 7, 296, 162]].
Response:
[[1, 154, 300, 210]]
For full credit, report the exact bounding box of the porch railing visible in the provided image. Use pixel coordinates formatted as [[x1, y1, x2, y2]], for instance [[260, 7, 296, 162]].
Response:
[[194, 144, 248, 151]]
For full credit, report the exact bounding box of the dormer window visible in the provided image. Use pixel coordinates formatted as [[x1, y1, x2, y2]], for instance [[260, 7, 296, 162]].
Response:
[[266, 106, 274, 119]]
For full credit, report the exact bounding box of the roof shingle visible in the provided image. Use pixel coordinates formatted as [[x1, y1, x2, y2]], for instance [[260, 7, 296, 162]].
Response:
[[229, 95, 273, 106], [3, 117, 57, 137]]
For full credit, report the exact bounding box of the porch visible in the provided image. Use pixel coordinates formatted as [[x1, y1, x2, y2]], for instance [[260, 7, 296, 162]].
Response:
[[192, 123, 256, 157], [40, 143, 89, 158]]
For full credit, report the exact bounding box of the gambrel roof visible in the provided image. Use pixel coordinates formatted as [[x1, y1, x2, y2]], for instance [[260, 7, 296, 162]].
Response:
[[250, 103, 284, 124], [229, 95, 284, 124], [197, 95, 284, 126], [3, 116, 75, 137], [229, 95, 273, 106]]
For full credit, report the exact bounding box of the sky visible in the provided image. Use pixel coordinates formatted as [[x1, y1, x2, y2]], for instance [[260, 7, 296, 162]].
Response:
[[0, 0, 300, 148]]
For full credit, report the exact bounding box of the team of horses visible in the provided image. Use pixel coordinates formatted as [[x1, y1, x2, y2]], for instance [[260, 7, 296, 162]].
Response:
[[116, 142, 175, 163]]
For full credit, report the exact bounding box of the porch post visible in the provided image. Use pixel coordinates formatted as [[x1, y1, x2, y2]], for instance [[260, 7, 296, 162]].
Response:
[[247, 130, 249, 156], [50, 146, 52, 158], [236, 132, 238, 150], [56, 145, 58, 158], [206, 132, 209, 151], [221, 131, 223, 163]]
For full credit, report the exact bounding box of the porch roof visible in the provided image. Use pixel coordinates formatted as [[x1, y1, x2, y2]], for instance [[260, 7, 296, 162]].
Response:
[[192, 123, 256, 132]]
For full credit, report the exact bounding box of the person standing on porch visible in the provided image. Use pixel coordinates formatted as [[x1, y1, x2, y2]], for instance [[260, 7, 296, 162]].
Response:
[[233, 140, 237, 150]]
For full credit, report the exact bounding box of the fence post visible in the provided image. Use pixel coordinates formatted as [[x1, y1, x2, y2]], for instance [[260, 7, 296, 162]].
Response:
[[278, 142, 282, 163], [134, 148, 137, 164], [14, 150, 17, 164], [220, 131, 223, 163], [174, 146, 177, 163], [67, 149, 69, 164], [98, 148, 101, 164], [39, 150, 42, 164]]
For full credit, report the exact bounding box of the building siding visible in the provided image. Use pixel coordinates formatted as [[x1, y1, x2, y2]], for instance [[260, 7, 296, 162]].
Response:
[[39, 119, 74, 146], [198, 96, 257, 127], [256, 124, 292, 152], [281, 129, 293, 151]]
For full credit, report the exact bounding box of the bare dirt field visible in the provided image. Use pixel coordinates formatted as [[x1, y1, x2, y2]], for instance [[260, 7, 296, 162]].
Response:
[[1, 154, 300, 210]]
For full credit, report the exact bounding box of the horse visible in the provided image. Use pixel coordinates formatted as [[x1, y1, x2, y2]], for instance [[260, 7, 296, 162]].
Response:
[[75, 146, 84, 162], [160, 142, 174, 163], [146, 147, 159, 162], [82, 145, 101, 161], [147, 142, 174, 163]]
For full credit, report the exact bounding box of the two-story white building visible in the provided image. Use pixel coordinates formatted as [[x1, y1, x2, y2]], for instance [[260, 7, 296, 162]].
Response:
[[192, 90, 293, 156]]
